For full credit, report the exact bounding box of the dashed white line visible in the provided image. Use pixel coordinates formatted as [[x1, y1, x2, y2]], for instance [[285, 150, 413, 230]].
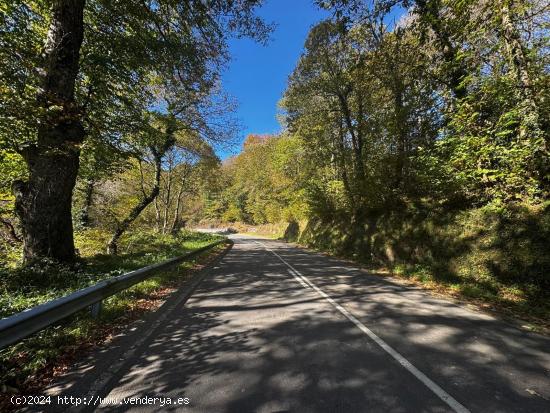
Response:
[[256, 240, 470, 413]]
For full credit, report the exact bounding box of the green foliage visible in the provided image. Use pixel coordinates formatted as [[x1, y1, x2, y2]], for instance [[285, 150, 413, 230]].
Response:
[[442, 59, 546, 203], [282, 0, 549, 215], [1, 0, 271, 154], [0, 150, 25, 194], [195, 134, 309, 225], [0, 149, 25, 227]]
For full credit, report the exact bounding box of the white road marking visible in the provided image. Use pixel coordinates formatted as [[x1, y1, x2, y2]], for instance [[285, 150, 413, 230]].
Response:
[[256, 240, 470, 413]]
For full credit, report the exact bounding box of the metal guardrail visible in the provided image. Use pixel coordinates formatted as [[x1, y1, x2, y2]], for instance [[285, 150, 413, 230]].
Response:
[[0, 239, 226, 350]]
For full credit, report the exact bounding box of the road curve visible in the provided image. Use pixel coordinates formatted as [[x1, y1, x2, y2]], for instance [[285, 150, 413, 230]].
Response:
[[42, 235, 550, 412]]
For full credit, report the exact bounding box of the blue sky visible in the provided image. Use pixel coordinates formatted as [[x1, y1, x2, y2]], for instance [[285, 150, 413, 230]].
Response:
[[219, 0, 329, 157]]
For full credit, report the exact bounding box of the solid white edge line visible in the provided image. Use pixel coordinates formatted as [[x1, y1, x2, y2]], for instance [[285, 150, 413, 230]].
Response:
[[256, 241, 470, 413]]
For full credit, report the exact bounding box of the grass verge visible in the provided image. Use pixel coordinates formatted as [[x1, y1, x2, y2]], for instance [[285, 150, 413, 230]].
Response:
[[292, 242, 550, 335], [386, 263, 550, 334]]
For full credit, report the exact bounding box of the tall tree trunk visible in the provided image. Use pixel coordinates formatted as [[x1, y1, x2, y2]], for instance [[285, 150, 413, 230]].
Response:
[[500, 1, 541, 137], [78, 179, 95, 228], [415, 0, 468, 100], [391, 73, 408, 191], [13, 0, 86, 263], [107, 151, 162, 255], [169, 177, 187, 234], [162, 167, 172, 234], [500, 0, 547, 188], [154, 197, 162, 232], [337, 92, 366, 192], [336, 116, 354, 205]]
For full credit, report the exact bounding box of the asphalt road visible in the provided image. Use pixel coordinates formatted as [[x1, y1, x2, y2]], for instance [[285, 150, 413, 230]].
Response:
[[43, 235, 550, 412]]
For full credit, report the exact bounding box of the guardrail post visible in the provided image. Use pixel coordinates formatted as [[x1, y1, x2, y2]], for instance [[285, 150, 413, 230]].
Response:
[[90, 301, 102, 318]]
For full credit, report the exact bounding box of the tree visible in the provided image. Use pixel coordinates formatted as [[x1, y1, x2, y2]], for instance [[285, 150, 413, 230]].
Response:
[[75, 135, 130, 229], [312, 0, 549, 204], [6, 0, 86, 262], [191, 134, 308, 226], [154, 148, 213, 234], [0, 0, 270, 262], [106, 113, 217, 254]]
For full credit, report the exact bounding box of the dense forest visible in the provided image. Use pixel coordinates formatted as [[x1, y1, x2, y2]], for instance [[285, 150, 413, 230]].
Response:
[[0, 0, 269, 262], [195, 0, 550, 315], [1, 1, 549, 315]]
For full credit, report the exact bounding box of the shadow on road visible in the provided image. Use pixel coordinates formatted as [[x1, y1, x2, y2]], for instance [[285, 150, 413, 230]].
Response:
[[67, 238, 549, 412]]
